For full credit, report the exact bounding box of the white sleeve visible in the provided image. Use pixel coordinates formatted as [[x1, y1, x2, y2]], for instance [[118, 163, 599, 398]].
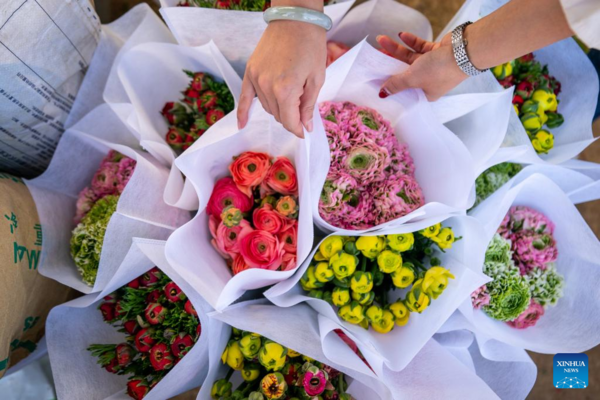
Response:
[[560, 0, 600, 49]]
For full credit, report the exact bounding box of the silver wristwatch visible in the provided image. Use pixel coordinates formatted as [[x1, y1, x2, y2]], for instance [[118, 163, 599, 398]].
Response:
[[451, 22, 487, 77]]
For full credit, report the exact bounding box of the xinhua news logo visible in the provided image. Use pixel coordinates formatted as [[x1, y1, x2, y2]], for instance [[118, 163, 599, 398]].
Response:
[[553, 353, 588, 389]]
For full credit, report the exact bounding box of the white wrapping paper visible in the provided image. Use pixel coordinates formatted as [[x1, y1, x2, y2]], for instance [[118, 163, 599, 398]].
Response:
[[25, 104, 190, 294], [46, 239, 211, 400], [438, 0, 599, 166], [465, 174, 600, 353], [111, 41, 242, 210], [266, 215, 490, 372], [159, 0, 355, 76], [165, 100, 312, 311], [202, 300, 501, 400]]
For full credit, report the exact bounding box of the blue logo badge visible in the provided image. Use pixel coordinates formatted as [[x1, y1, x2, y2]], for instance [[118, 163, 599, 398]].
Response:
[[553, 353, 588, 389]]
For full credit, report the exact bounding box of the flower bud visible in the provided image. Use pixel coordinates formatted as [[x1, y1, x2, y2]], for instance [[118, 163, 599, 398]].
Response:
[[338, 301, 365, 324], [332, 287, 351, 307], [389, 300, 410, 326], [220, 206, 243, 227], [350, 271, 373, 294], [431, 227, 455, 250], [371, 310, 395, 334], [365, 305, 384, 323], [492, 62, 513, 80], [259, 341, 287, 372], [300, 266, 323, 291], [314, 261, 335, 283], [406, 280, 431, 313], [531, 130, 554, 154], [532, 89, 557, 112], [391, 263, 415, 288], [211, 379, 232, 399], [242, 363, 262, 381], [239, 333, 262, 359], [223, 341, 244, 370], [351, 290, 375, 306], [520, 112, 542, 132]]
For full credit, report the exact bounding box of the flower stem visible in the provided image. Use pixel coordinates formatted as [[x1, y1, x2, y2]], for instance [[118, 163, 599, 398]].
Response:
[[361, 255, 367, 272], [225, 367, 234, 382]]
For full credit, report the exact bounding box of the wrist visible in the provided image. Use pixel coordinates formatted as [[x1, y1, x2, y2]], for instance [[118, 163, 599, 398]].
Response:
[[272, 0, 324, 12]]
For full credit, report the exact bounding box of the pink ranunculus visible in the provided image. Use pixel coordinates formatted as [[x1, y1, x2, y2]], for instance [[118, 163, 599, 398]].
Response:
[[91, 161, 120, 196], [511, 231, 558, 274], [303, 366, 328, 396], [497, 213, 511, 239], [507, 206, 555, 235], [239, 230, 284, 270], [213, 219, 254, 259], [116, 157, 137, 192], [229, 151, 271, 197], [74, 186, 99, 224], [507, 300, 545, 329], [373, 175, 424, 226], [278, 222, 297, 254], [326, 41, 350, 67], [471, 285, 491, 310], [232, 253, 252, 275], [253, 203, 286, 234], [281, 252, 296, 271], [342, 141, 390, 183], [207, 177, 253, 218], [265, 157, 298, 196]]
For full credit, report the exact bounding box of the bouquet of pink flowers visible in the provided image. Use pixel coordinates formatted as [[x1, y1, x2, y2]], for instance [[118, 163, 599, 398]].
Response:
[[318, 101, 424, 230], [178, 0, 338, 10], [71, 151, 136, 286], [207, 151, 299, 274], [471, 206, 564, 329]]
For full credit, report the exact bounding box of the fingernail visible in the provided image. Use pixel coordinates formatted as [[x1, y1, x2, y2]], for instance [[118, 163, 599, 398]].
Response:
[[379, 88, 390, 99], [398, 31, 403, 37], [376, 35, 383, 42], [307, 119, 313, 132]]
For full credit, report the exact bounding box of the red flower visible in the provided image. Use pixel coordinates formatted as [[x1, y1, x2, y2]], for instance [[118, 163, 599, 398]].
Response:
[[265, 157, 298, 195], [99, 302, 116, 322], [512, 94, 524, 106], [232, 253, 252, 275], [139, 267, 162, 287], [191, 72, 208, 92], [497, 75, 515, 88], [281, 252, 296, 271], [145, 303, 167, 325], [184, 299, 197, 317], [239, 230, 285, 270], [182, 133, 196, 151], [197, 90, 217, 110], [116, 343, 136, 367], [183, 88, 200, 104], [229, 151, 271, 196], [103, 293, 118, 303], [215, 0, 231, 9], [278, 222, 297, 254], [135, 328, 156, 353], [146, 289, 161, 303], [515, 81, 534, 99], [207, 177, 253, 218], [161, 102, 187, 125], [253, 203, 287, 234], [127, 278, 140, 289], [123, 320, 139, 335], [104, 357, 120, 374], [171, 332, 194, 358], [196, 323, 202, 340], [149, 343, 174, 371], [127, 378, 149, 400], [283, 362, 300, 385], [164, 282, 186, 302], [166, 127, 185, 147], [115, 300, 125, 319], [206, 108, 225, 126]]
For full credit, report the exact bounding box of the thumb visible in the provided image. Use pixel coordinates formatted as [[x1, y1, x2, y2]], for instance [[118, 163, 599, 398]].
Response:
[[299, 75, 324, 133], [380, 71, 412, 98]]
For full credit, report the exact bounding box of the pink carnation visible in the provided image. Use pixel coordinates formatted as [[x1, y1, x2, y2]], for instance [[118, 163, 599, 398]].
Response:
[[507, 300, 545, 329], [511, 231, 558, 274], [471, 285, 491, 310]]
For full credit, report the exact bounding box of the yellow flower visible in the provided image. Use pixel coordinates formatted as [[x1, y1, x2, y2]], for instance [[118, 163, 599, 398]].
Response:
[[319, 236, 344, 260], [406, 279, 431, 313], [365, 305, 384, 323], [531, 130, 554, 154], [241, 364, 261, 381], [352, 290, 375, 305], [224, 341, 244, 370], [300, 266, 323, 291], [422, 266, 455, 300], [329, 252, 358, 280], [377, 250, 402, 273], [338, 301, 365, 324], [355, 236, 385, 259], [350, 271, 373, 294], [314, 261, 335, 283], [259, 341, 287, 372], [211, 379, 232, 399], [387, 233, 414, 252], [371, 310, 395, 334], [532, 89, 558, 112], [287, 349, 301, 358], [389, 301, 410, 326], [492, 62, 513, 79], [239, 333, 262, 359], [514, 104, 519, 116], [420, 223, 441, 239], [314, 251, 327, 261], [391, 264, 415, 288], [520, 112, 542, 132], [260, 372, 287, 400], [332, 287, 351, 307], [431, 228, 455, 250]]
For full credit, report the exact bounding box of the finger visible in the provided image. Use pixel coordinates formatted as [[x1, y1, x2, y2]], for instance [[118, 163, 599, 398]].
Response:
[[376, 35, 420, 65], [275, 84, 303, 138], [237, 74, 256, 129], [299, 74, 324, 133], [398, 31, 437, 54], [255, 77, 281, 122], [380, 71, 413, 97], [254, 83, 272, 115]]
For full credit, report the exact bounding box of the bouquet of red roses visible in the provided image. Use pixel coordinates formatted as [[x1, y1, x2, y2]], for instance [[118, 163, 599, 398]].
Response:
[[207, 151, 299, 275], [88, 266, 201, 400]]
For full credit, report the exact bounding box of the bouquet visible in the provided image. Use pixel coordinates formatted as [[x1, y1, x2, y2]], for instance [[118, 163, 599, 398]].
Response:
[[163, 70, 234, 152], [299, 224, 456, 334], [71, 150, 136, 286], [211, 329, 354, 400], [88, 266, 202, 400], [178, 0, 339, 9], [207, 151, 299, 274], [474, 162, 523, 207], [471, 206, 564, 329], [494, 53, 564, 154], [318, 101, 424, 230]]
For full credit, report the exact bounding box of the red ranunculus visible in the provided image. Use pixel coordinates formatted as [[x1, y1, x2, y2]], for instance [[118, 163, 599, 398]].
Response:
[[253, 203, 287, 234], [149, 343, 174, 371], [145, 303, 167, 325], [184, 299, 197, 317], [232, 253, 252, 275], [191, 72, 207, 92], [166, 127, 185, 147], [135, 328, 156, 353], [183, 88, 200, 104], [281, 252, 296, 271], [171, 332, 194, 358], [99, 302, 116, 322], [197, 90, 217, 110], [146, 289, 161, 303], [206, 108, 225, 126], [207, 177, 253, 218], [139, 267, 162, 287], [164, 282, 186, 302], [229, 151, 271, 196], [127, 278, 140, 289], [104, 356, 120, 374], [277, 222, 297, 254], [239, 230, 285, 270], [123, 320, 139, 335], [127, 378, 149, 400], [265, 157, 298, 195], [211, 218, 254, 260], [116, 343, 136, 367]]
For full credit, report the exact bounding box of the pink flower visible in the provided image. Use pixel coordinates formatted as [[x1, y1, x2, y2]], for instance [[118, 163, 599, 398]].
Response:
[[342, 141, 390, 183], [507, 300, 544, 329], [511, 231, 558, 274], [326, 41, 350, 67], [253, 203, 288, 234], [278, 222, 297, 254], [303, 366, 327, 396], [471, 285, 491, 310], [232, 253, 252, 275], [211, 217, 253, 259], [281, 252, 296, 271], [507, 206, 554, 235], [265, 157, 298, 196], [239, 230, 284, 270], [91, 161, 120, 196], [207, 177, 253, 218], [229, 151, 271, 197], [373, 175, 424, 225], [116, 157, 137, 192], [74, 187, 99, 223]]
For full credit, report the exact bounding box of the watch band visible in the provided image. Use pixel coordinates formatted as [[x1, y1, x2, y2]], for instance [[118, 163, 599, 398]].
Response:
[[263, 6, 333, 32], [451, 22, 488, 77]]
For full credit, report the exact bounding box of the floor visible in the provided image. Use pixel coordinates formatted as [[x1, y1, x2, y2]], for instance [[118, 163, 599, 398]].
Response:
[[98, 1, 600, 398]]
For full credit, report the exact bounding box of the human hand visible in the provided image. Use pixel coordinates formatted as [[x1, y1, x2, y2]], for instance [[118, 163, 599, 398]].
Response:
[[377, 32, 468, 101], [237, 20, 326, 138]]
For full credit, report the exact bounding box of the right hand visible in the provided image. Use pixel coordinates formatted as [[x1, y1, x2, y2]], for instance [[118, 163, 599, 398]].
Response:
[[237, 19, 327, 138]]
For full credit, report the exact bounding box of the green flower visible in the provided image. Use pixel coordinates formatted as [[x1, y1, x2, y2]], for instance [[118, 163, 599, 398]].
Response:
[[70, 195, 118, 286], [482, 235, 520, 280], [483, 272, 531, 322], [524, 262, 565, 307], [474, 163, 522, 207]]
